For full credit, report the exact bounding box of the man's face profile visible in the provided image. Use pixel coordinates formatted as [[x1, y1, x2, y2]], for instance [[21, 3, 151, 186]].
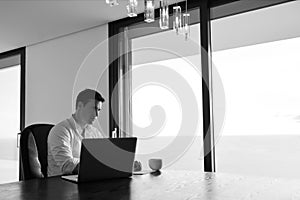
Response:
[[77, 99, 102, 125]]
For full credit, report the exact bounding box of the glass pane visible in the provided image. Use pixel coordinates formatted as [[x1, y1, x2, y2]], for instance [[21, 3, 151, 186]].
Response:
[[0, 65, 20, 183], [212, 1, 300, 178], [130, 24, 204, 171]]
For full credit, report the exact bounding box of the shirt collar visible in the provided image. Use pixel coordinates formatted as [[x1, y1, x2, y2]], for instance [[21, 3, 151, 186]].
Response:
[[70, 115, 85, 137]]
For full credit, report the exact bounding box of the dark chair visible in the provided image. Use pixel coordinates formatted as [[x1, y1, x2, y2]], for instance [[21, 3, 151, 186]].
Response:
[[20, 124, 54, 180]]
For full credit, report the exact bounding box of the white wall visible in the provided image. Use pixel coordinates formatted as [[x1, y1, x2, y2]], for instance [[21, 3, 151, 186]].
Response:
[[26, 25, 109, 136]]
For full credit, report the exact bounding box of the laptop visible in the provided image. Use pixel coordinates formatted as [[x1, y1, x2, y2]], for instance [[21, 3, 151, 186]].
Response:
[[61, 137, 137, 183]]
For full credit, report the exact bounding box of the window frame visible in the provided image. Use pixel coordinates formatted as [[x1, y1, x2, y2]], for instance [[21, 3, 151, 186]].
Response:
[[108, 0, 294, 172], [0, 47, 25, 131]]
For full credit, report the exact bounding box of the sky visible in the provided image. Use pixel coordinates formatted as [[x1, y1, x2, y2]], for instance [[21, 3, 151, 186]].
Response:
[[0, 65, 20, 139], [131, 36, 300, 137]]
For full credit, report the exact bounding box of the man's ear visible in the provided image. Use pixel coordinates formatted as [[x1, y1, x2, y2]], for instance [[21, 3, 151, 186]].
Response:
[[76, 102, 84, 111]]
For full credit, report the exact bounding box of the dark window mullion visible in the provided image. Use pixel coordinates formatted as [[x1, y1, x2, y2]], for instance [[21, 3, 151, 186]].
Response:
[[200, 0, 216, 172]]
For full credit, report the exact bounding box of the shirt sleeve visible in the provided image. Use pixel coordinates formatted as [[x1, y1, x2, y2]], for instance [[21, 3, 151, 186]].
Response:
[[48, 125, 79, 175]]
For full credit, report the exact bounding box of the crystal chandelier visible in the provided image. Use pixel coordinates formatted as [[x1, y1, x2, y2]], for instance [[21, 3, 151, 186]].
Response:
[[105, 0, 189, 40]]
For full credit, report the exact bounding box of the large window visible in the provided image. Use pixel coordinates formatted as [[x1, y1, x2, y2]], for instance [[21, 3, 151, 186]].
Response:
[[0, 65, 20, 183], [118, 21, 204, 170], [212, 1, 300, 178], [109, 0, 295, 173]]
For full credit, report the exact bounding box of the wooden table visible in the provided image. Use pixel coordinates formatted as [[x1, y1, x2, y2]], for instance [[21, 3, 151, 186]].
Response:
[[1, 170, 300, 200]]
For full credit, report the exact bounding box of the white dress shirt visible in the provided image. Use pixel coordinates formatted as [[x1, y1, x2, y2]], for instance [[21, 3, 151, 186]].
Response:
[[47, 115, 103, 176]]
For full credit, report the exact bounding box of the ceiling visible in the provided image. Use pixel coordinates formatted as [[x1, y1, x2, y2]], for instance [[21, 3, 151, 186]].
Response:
[[1, 0, 299, 54], [0, 0, 180, 53]]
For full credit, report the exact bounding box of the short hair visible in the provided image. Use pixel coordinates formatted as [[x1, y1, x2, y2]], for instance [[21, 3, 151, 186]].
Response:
[[75, 89, 105, 109]]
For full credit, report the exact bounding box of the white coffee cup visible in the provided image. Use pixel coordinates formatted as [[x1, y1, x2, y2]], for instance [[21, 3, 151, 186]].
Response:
[[148, 158, 162, 171]]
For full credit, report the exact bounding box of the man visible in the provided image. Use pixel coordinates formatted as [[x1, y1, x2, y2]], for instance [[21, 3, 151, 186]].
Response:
[[47, 89, 141, 176]]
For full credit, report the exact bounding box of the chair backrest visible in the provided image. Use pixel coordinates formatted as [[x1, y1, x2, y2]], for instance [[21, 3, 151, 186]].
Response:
[[20, 124, 54, 180]]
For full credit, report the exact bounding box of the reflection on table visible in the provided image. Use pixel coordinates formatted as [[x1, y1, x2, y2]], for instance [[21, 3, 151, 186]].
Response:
[[1, 170, 300, 199]]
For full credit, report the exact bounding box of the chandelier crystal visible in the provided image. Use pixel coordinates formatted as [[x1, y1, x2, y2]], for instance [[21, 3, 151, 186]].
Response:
[[159, 0, 169, 29], [127, 0, 138, 17], [144, 0, 155, 23], [106, 0, 119, 6], [173, 6, 182, 34], [182, 13, 190, 40], [182, 0, 190, 40]]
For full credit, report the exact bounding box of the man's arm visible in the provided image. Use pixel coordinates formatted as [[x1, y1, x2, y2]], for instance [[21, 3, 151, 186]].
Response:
[[48, 125, 79, 175]]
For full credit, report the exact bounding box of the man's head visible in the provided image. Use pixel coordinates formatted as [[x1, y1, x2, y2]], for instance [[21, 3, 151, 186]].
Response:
[[75, 89, 105, 125]]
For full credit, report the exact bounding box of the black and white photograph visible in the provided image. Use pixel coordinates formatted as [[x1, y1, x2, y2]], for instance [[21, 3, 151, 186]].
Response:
[[0, 0, 300, 199]]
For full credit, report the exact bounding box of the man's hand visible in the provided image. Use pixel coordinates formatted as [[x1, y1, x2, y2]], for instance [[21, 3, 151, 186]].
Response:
[[133, 160, 142, 172], [72, 163, 79, 174]]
